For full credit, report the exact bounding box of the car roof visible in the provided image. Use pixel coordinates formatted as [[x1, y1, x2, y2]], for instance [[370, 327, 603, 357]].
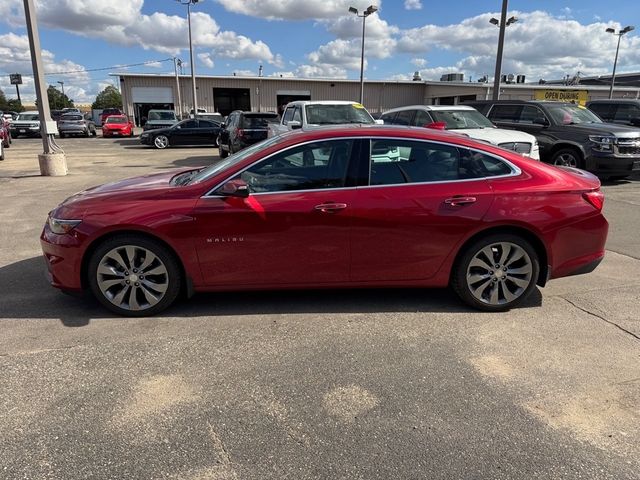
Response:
[[286, 101, 362, 106], [383, 105, 478, 114], [587, 99, 640, 104], [19, 110, 39, 114]]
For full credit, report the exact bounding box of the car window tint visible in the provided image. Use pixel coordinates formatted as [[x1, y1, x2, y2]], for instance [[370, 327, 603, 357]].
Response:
[[588, 103, 611, 120], [198, 120, 216, 128], [380, 112, 397, 124], [394, 110, 414, 126], [413, 110, 432, 127], [292, 107, 302, 123], [369, 140, 513, 185], [242, 115, 279, 128], [180, 120, 198, 129], [239, 139, 353, 193], [613, 104, 640, 122], [488, 105, 521, 122], [519, 106, 545, 124]]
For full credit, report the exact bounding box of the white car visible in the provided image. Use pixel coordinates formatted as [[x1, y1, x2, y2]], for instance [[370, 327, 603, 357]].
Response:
[[380, 105, 540, 160], [269, 100, 382, 137], [10, 110, 41, 138]]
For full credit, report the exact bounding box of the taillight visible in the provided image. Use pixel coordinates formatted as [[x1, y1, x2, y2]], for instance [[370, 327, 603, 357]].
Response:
[[583, 190, 604, 211], [237, 128, 245, 138]]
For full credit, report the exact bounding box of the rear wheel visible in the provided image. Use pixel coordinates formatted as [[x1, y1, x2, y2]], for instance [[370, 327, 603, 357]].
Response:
[[219, 143, 228, 158], [154, 135, 169, 149], [551, 148, 582, 168], [88, 235, 182, 317], [452, 234, 539, 311]]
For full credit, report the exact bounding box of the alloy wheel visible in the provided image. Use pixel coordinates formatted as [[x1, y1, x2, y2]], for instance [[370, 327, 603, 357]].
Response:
[[465, 242, 533, 306], [96, 245, 169, 312], [154, 135, 169, 149], [553, 152, 578, 167]]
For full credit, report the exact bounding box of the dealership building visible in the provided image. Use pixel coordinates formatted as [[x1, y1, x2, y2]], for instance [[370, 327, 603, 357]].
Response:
[[112, 72, 640, 126]]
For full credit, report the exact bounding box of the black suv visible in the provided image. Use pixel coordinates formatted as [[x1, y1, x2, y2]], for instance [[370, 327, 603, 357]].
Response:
[[218, 111, 279, 158], [467, 100, 640, 179], [586, 99, 640, 127]]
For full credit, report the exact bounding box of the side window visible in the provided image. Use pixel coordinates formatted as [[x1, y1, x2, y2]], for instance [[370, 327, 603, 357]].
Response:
[[181, 120, 198, 129], [459, 149, 513, 178], [380, 112, 397, 124], [413, 110, 432, 127], [488, 105, 521, 122], [239, 140, 353, 193], [282, 107, 295, 123], [519, 106, 546, 124], [394, 110, 414, 126], [613, 104, 640, 122], [292, 107, 302, 123], [369, 140, 462, 185], [588, 103, 612, 120]]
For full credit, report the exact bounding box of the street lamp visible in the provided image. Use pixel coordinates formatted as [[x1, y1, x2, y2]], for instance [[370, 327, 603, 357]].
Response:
[[490, 0, 518, 100], [606, 25, 635, 99], [177, 0, 199, 117], [349, 4, 378, 104]]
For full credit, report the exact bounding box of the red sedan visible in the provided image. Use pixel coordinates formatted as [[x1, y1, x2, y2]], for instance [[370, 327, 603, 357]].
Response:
[[41, 126, 608, 316], [102, 115, 134, 137]]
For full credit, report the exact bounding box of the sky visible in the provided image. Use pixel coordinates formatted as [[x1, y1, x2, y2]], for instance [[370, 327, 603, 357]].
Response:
[[1, 0, 639, 103]]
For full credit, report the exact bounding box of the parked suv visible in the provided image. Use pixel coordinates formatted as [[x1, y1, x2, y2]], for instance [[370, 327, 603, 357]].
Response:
[[10, 111, 41, 138], [467, 100, 640, 179], [143, 110, 178, 131], [57, 113, 97, 138], [586, 99, 640, 127], [381, 105, 540, 160], [218, 111, 279, 158]]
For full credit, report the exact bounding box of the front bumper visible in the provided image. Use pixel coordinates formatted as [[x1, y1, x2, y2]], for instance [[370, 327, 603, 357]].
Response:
[[11, 126, 40, 136], [103, 128, 131, 136], [585, 151, 640, 177], [40, 224, 85, 291], [59, 126, 88, 134], [139, 134, 153, 145]]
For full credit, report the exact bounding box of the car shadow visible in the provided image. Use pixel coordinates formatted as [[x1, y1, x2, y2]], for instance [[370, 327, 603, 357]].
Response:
[[0, 256, 543, 327], [167, 156, 219, 168], [601, 173, 640, 186]]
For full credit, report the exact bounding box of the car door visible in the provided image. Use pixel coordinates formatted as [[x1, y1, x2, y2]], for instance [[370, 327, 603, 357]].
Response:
[[192, 138, 359, 286], [350, 138, 496, 282], [196, 119, 219, 144], [512, 105, 555, 158], [412, 109, 434, 128], [171, 119, 198, 145]]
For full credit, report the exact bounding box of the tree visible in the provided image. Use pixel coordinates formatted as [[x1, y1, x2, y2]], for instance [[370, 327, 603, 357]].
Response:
[[47, 85, 74, 110], [92, 85, 122, 110], [0, 89, 24, 113]]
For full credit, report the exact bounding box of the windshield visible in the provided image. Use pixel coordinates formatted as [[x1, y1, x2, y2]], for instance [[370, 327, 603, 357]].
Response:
[[189, 135, 285, 185], [17, 113, 39, 121], [242, 115, 279, 128], [305, 104, 374, 125], [106, 116, 127, 124], [547, 105, 602, 125], [431, 109, 494, 129], [148, 111, 177, 121]]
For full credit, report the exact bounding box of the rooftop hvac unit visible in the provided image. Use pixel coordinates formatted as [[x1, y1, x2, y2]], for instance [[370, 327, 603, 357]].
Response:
[[500, 74, 507, 83], [413, 71, 422, 81], [516, 74, 526, 84], [440, 73, 464, 82]]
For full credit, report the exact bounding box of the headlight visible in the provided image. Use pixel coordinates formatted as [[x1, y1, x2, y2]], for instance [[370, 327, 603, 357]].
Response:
[[48, 217, 82, 235], [589, 135, 615, 152]]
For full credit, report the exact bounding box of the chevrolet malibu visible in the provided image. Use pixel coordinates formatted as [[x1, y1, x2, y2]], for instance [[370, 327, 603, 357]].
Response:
[[41, 126, 608, 316]]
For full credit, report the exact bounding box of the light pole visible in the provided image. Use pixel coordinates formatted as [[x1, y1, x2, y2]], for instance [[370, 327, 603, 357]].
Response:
[[490, 0, 517, 100], [173, 57, 183, 119], [57, 80, 65, 107], [349, 4, 378, 104], [606, 25, 635, 99], [177, 0, 199, 117]]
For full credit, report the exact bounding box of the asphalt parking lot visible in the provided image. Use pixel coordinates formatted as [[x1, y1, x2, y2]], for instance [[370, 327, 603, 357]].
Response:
[[1, 133, 639, 479]]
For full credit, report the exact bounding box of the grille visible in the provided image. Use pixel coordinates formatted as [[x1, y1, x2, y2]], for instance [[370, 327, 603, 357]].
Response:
[[616, 140, 640, 155], [498, 142, 532, 154]]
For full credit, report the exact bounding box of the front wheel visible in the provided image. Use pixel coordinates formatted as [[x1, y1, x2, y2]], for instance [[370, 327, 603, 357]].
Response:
[[551, 148, 582, 168], [88, 235, 182, 316], [154, 135, 169, 149], [219, 144, 228, 158], [452, 234, 539, 311]]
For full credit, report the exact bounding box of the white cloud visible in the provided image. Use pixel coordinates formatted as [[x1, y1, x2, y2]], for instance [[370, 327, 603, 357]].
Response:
[[216, 0, 383, 21], [411, 58, 427, 68], [232, 69, 257, 77], [404, 0, 422, 10], [269, 71, 296, 78], [296, 64, 348, 78], [198, 53, 215, 69]]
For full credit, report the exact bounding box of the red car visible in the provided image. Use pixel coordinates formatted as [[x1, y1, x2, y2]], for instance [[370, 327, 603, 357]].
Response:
[[41, 126, 608, 316], [102, 115, 134, 137], [0, 118, 11, 149]]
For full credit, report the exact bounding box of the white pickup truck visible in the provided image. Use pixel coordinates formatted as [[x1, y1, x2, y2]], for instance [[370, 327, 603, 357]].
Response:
[[268, 100, 381, 137]]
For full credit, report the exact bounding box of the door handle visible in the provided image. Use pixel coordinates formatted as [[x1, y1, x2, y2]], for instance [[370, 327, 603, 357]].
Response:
[[314, 202, 348, 213], [444, 196, 477, 207]]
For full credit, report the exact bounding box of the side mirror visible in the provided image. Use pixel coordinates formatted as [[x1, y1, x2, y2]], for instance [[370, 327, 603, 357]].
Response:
[[375, 119, 384, 125], [533, 117, 549, 126], [287, 120, 302, 130], [424, 122, 447, 130], [217, 179, 250, 198]]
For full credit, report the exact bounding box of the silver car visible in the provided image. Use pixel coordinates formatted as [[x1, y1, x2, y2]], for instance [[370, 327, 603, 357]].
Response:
[[57, 113, 97, 138]]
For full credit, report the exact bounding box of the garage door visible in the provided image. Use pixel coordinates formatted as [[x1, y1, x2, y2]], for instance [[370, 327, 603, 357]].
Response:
[[131, 87, 174, 103]]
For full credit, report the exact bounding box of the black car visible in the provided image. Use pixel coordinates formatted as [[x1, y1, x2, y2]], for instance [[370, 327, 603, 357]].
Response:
[[218, 111, 279, 158], [139, 119, 223, 149], [467, 100, 640, 179], [586, 99, 640, 127]]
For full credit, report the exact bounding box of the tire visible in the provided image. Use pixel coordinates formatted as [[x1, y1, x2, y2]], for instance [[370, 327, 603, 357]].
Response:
[[551, 148, 583, 169], [84, 129, 90, 138], [154, 134, 170, 149], [451, 233, 540, 312], [92, 129, 97, 137], [87, 234, 182, 317], [219, 144, 228, 158], [0, 145, 4, 161], [59, 133, 65, 139]]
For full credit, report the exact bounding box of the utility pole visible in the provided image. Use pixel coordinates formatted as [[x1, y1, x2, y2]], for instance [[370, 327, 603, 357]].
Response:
[[492, 0, 508, 100], [173, 57, 183, 119], [23, 0, 66, 175], [177, 0, 200, 117]]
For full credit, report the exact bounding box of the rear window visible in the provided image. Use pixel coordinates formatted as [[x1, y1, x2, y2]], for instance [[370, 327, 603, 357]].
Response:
[[242, 115, 279, 128], [103, 109, 121, 115], [148, 111, 177, 121]]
